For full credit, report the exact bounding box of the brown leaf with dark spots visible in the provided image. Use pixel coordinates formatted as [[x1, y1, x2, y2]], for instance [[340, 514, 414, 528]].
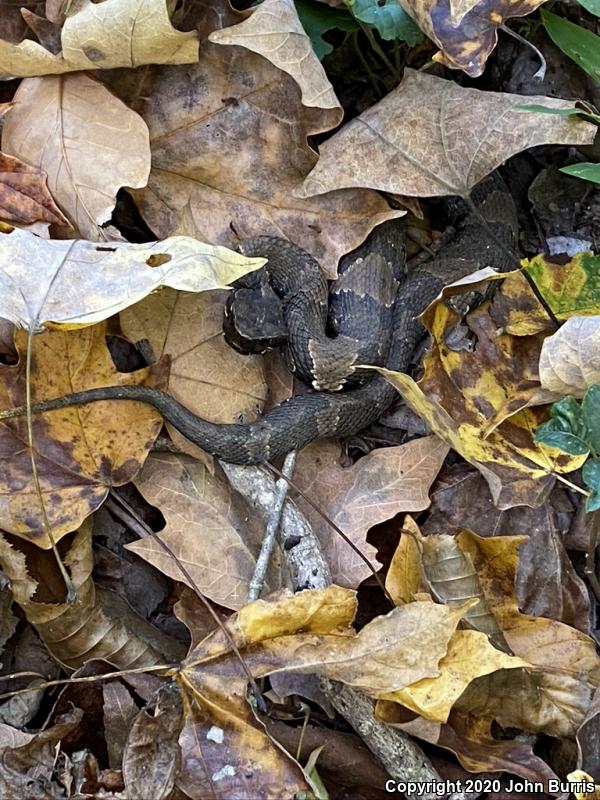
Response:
[[0, 152, 68, 227]]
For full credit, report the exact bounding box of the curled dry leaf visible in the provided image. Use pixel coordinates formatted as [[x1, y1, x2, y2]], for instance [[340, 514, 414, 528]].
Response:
[[539, 317, 600, 397], [0, 325, 164, 543], [127, 452, 276, 610], [209, 0, 342, 126], [293, 436, 449, 587], [2, 73, 150, 240], [0, 524, 175, 669], [126, 0, 399, 277], [0, 0, 199, 77], [0, 152, 68, 227], [0, 225, 264, 330], [396, 0, 547, 77], [120, 289, 268, 460], [299, 69, 596, 200]]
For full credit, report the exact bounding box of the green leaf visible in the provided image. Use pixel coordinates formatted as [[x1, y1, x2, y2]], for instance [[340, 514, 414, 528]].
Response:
[[577, 0, 600, 17], [582, 459, 600, 510], [560, 162, 600, 185], [581, 384, 600, 454], [534, 426, 591, 455], [517, 104, 600, 125], [347, 0, 423, 44], [541, 9, 600, 83], [295, 0, 358, 59]]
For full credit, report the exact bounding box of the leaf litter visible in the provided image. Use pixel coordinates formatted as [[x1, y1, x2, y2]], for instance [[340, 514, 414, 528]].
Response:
[[0, 0, 599, 796]]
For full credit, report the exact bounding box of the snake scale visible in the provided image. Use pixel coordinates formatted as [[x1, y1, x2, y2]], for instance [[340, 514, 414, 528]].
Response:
[[1, 177, 518, 464]]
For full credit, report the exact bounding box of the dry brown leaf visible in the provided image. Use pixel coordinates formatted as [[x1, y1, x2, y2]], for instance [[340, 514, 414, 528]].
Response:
[[127, 452, 277, 610], [125, 0, 399, 277], [299, 69, 596, 200], [424, 466, 591, 632], [293, 435, 449, 587], [397, 0, 546, 77], [209, 0, 341, 125], [0, 524, 178, 669], [120, 288, 268, 460], [0, 225, 264, 330], [0, 152, 68, 227], [0, 0, 199, 77], [2, 73, 150, 240], [0, 325, 164, 544], [539, 316, 600, 397]]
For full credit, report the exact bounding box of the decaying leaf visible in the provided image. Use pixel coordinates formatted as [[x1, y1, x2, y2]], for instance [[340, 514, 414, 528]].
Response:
[[127, 453, 276, 610], [0, 224, 264, 330], [396, 0, 547, 77], [293, 436, 449, 586], [0, 524, 182, 669], [0, 152, 68, 227], [126, 0, 400, 277], [3, 73, 151, 240], [0, 0, 199, 77], [209, 0, 342, 124], [299, 69, 596, 200], [0, 325, 163, 544]]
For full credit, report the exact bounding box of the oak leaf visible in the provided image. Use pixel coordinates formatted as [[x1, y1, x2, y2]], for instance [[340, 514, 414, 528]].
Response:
[[0, 0, 199, 78], [299, 69, 596, 201]]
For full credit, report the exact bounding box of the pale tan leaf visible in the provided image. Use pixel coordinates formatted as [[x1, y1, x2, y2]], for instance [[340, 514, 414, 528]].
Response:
[[539, 316, 600, 397], [2, 73, 150, 239], [127, 453, 277, 610], [0, 0, 199, 77], [209, 0, 341, 124], [294, 436, 449, 587], [120, 289, 268, 458], [0, 225, 264, 330], [299, 69, 596, 200]]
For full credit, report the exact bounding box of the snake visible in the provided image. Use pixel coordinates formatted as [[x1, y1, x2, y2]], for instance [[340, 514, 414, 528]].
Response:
[[0, 177, 518, 464]]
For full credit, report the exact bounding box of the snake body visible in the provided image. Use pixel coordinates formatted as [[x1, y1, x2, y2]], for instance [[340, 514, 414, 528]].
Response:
[[2, 178, 518, 464]]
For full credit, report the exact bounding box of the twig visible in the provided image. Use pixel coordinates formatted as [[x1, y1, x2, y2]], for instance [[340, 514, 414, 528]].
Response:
[[247, 451, 297, 602]]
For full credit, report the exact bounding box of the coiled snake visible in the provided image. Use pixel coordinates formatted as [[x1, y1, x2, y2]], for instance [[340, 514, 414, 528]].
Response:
[[1, 177, 518, 464]]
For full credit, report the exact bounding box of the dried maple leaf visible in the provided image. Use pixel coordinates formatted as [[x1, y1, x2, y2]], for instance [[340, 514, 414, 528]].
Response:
[[0, 325, 164, 543], [293, 436, 449, 587], [3, 73, 150, 240], [0, 152, 68, 227], [127, 453, 277, 610], [124, 0, 399, 277], [0, 0, 199, 77], [396, 0, 547, 77], [209, 0, 342, 125], [0, 225, 264, 330], [299, 69, 596, 201]]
